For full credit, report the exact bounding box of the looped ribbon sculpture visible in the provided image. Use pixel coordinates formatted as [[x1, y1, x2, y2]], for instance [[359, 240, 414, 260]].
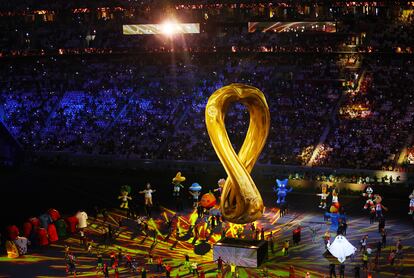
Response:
[[205, 84, 270, 224]]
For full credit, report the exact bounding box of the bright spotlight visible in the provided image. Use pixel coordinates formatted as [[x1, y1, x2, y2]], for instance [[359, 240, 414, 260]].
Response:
[[161, 21, 178, 36]]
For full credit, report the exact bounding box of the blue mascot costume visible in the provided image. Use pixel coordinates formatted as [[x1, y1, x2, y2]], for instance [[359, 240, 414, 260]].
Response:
[[273, 179, 292, 204]]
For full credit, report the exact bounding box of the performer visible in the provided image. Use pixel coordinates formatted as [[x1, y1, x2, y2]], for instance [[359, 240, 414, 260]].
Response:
[[273, 179, 292, 204], [326, 202, 343, 232], [409, 189, 414, 215], [327, 234, 357, 263], [189, 183, 202, 208], [48, 208, 61, 222], [96, 252, 103, 273], [324, 230, 331, 248], [39, 213, 52, 230], [317, 184, 330, 209], [76, 211, 88, 230], [330, 188, 340, 213], [66, 215, 79, 234], [363, 187, 376, 223], [118, 185, 132, 210], [14, 236, 30, 255], [37, 227, 49, 247], [172, 172, 186, 211], [214, 178, 225, 200], [292, 225, 302, 245], [5, 240, 19, 258], [140, 183, 156, 206], [66, 252, 77, 275], [308, 225, 320, 242], [362, 186, 375, 209], [47, 223, 59, 243], [6, 225, 19, 241], [374, 195, 387, 219]]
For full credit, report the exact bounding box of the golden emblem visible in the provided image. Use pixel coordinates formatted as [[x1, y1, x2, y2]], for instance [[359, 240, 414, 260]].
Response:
[[205, 84, 270, 224]]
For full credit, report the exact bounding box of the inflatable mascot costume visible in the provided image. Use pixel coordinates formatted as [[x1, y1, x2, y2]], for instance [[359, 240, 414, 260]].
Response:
[[274, 179, 292, 204], [330, 188, 340, 213], [172, 172, 186, 211], [325, 188, 343, 231], [327, 235, 357, 263], [172, 172, 186, 197], [189, 183, 202, 208], [362, 186, 375, 213], [118, 185, 132, 209], [140, 183, 156, 207], [214, 178, 225, 200], [317, 184, 330, 209], [374, 195, 387, 219]]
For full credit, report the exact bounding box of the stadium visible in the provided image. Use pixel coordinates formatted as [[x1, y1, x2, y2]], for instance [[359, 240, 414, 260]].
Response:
[[0, 1, 413, 277]]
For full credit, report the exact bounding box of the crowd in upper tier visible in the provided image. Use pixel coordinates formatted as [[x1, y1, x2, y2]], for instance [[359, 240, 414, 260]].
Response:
[[0, 2, 413, 55], [1, 53, 413, 170]]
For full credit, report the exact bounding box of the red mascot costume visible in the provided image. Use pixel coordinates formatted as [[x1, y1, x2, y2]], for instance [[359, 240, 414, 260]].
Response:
[[37, 228, 49, 246], [47, 223, 59, 242], [65, 215, 79, 234], [6, 225, 19, 241]]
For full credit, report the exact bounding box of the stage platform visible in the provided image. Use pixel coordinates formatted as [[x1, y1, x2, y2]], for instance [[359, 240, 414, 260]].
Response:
[[214, 238, 268, 267]]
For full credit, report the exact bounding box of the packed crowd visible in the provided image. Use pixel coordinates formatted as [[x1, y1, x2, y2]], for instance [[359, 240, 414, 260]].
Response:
[[3, 53, 413, 170], [0, 54, 343, 165], [369, 11, 414, 53], [315, 58, 414, 170]]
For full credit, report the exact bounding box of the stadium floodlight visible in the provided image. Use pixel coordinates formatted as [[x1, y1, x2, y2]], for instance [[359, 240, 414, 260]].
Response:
[[123, 23, 200, 35], [161, 21, 178, 36]]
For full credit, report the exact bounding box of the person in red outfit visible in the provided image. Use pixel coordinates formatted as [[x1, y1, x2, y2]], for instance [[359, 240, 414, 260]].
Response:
[[37, 228, 49, 246], [289, 265, 295, 278], [292, 226, 302, 245], [47, 223, 59, 242], [164, 263, 172, 277], [66, 216, 79, 234]]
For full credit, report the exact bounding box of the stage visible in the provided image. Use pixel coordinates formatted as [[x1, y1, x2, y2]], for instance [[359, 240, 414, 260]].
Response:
[[0, 198, 413, 277]]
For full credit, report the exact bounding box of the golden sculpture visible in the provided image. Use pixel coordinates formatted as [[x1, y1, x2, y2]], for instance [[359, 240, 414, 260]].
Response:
[[205, 84, 270, 224]]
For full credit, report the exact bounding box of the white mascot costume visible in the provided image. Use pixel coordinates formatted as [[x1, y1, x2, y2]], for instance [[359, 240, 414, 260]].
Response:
[[327, 235, 357, 263]]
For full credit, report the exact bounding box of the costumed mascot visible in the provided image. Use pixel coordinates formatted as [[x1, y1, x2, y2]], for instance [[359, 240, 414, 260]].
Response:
[[172, 172, 186, 211], [362, 186, 375, 213], [140, 183, 156, 217], [374, 194, 387, 219], [409, 189, 414, 215], [118, 185, 132, 210], [317, 184, 330, 209], [273, 179, 292, 204], [327, 235, 357, 263], [140, 183, 156, 207], [200, 192, 217, 210], [214, 178, 225, 201], [189, 183, 202, 208], [5, 225, 20, 258], [325, 188, 343, 231], [330, 188, 340, 213]]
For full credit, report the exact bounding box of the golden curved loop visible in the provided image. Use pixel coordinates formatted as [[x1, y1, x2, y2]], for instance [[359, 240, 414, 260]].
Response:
[[205, 84, 270, 224]]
